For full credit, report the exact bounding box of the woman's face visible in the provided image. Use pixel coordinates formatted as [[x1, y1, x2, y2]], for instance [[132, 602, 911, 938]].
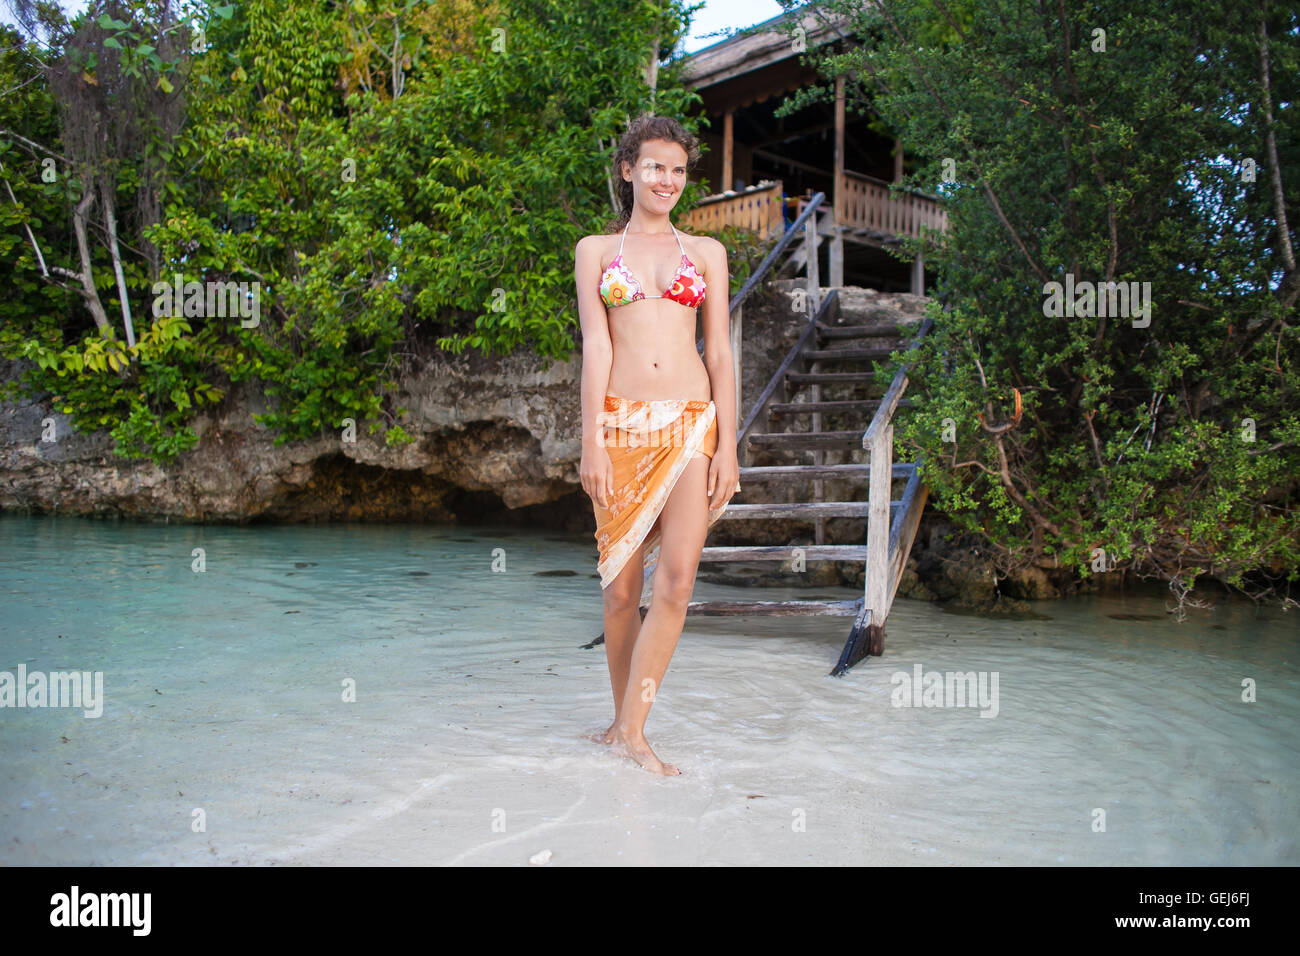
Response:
[[623, 139, 689, 212]]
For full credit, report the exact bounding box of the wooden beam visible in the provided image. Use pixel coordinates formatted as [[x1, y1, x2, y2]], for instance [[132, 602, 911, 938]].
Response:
[[751, 149, 832, 179], [831, 75, 845, 286], [700, 544, 873, 561], [732, 301, 743, 433], [863, 318, 933, 448], [723, 110, 734, 192], [747, 118, 838, 148], [887, 474, 929, 609], [864, 421, 892, 638], [686, 599, 863, 616], [834, 77, 846, 221], [696, 61, 827, 115], [831, 604, 873, 675], [804, 208, 820, 313]]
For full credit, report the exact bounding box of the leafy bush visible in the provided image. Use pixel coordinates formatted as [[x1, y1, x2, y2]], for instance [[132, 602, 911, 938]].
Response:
[[781, 0, 1299, 601]]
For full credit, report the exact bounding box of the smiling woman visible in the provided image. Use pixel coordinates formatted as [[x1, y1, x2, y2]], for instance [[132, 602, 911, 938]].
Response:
[[574, 113, 740, 777]]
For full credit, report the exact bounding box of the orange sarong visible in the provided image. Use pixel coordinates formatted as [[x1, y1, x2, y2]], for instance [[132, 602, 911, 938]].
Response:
[[592, 392, 729, 594]]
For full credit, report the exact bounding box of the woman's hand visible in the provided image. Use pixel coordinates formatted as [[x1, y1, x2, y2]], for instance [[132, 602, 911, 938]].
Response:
[[707, 446, 741, 511], [581, 442, 615, 509]]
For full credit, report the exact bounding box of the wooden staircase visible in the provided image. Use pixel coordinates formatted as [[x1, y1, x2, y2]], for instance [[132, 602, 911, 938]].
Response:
[[688, 287, 932, 676], [592, 192, 934, 675]]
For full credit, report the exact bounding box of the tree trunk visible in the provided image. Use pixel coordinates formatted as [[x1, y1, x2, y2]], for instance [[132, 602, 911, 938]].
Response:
[[70, 187, 114, 340], [100, 175, 137, 350], [645, 34, 659, 100], [1258, 14, 1297, 309]]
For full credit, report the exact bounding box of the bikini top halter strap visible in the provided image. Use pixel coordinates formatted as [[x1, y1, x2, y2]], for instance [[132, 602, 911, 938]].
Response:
[[617, 221, 685, 258]]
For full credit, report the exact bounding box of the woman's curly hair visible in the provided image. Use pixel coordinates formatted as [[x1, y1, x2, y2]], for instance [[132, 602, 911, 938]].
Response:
[[603, 114, 701, 233]]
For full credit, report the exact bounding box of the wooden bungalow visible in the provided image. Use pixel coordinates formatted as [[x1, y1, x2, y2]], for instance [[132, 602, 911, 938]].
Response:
[[675, 6, 947, 293]]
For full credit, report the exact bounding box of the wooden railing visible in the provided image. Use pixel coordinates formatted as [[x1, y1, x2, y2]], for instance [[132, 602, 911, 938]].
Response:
[[683, 170, 946, 246], [858, 315, 933, 655], [695, 191, 828, 435], [836, 170, 948, 241], [736, 288, 836, 449], [680, 180, 785, 239]]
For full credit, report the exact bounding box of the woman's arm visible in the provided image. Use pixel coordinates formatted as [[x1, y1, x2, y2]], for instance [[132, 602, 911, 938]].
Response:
[[699, 237, 736, 445], [574, 235, 613, 453]]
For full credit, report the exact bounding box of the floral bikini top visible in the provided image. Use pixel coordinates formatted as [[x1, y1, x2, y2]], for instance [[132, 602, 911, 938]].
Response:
[[599, 222, 707, 309]]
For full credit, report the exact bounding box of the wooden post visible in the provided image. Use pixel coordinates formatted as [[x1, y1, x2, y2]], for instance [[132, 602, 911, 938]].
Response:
[[723, 110, 734, 192], [731, 301, 743, 435], [893, 137, 903, 183], [865, 422, 892, 655], [911, 251, 924, 295], [811, 355, 825, 546], [804, 210, 820, 315], [831, 76, 845, 288]]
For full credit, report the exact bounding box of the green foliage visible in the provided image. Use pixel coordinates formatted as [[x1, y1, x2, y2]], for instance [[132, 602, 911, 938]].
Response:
[[0, 0, 221, 464], [3, 1, 718, 461], [786, 0, 1300, 596], [0, 22, 77, 389]]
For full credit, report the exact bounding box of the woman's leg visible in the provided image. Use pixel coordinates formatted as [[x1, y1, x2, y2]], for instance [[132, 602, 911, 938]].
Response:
[[587, 541, 644, 743], [611, 452, 711, 775]]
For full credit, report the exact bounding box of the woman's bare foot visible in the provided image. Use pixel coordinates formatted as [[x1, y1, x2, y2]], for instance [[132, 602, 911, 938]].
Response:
[[609, 729, 682, 776], [581, 722, 615, 744]]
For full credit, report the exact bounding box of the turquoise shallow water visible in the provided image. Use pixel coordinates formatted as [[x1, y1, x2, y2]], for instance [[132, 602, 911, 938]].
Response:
[[0, 513, 1296, 865]]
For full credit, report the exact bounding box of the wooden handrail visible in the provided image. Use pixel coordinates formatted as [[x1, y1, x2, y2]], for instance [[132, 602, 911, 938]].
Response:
[[889, 455, 925, 556], [863, 316, 933, 448], [681, 181, 785, 240], [737, 289, 839, 447], [694, 190, 827, 355], [861, 314, 933, 648], [840, 168, 893, 187], [693, 191, 828, 443], [688, 179, 782, 208], [841, 168, 945, 205], [836, 172, 948, 244]]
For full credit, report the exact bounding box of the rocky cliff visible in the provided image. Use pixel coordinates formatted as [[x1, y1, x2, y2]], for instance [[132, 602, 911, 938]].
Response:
[[0, 284, 1113, 610]]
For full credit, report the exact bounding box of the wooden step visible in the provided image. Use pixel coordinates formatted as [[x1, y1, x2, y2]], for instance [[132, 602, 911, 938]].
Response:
[[685, 598, 863, 616], [801, 346, 897, 362], [739, 463, 916, 481], [698, 544, 869, 561], [768, 399, 913, 416], [785, 371, 878, 386], [816, 321, 904, 340], [716, 501, 901, 520], [747, 430, 870, 450]]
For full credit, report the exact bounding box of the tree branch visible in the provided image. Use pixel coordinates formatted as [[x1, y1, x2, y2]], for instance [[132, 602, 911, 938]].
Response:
[[0, 158, 48, 277], [1258, 10, 1296, 309]]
